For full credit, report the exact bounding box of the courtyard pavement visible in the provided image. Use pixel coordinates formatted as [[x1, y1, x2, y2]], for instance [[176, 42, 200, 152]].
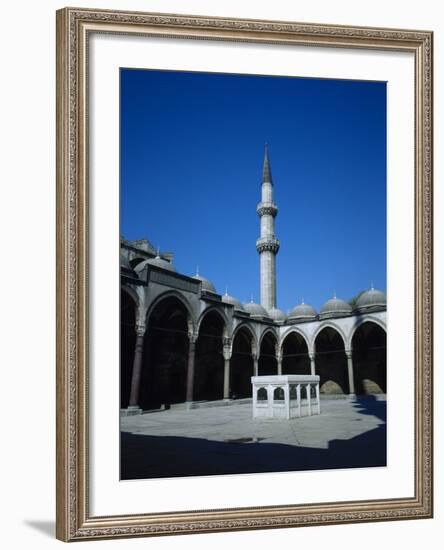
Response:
[[120, 396, 386, 480]]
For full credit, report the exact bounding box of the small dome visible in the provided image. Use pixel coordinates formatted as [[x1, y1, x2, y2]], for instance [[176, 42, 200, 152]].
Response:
[[243, 301, 268, 318], [320, 294, 352, 319], [134, 255, 176, 273], [193, 274, 217, 293], [355, 287, 386, 311], [268, 307, 287, 322], [289, 301, 317, 321], [222, 292, 244, 311]]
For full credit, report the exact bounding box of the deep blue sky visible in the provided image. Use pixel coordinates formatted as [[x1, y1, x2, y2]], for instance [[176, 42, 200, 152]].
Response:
[[120, 68, 386, 313]]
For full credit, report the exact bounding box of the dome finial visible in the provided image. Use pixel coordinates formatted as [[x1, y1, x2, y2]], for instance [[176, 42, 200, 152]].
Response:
[[301, 296, 305, 304], [225, 286, 228, 296], [195, 265, 199, 277], [370, 280, 374, 290], [156, 246, 160, 258], [250, 293, 254, 303], [333, 290, 337, 299]]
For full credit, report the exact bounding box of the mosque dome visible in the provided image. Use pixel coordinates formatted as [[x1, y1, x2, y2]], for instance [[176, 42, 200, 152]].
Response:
[[268, 307, 287, 322], [134, 255, 176, 273], [354, 287, 386, 311], [319, 294, 352, 319], [222, 292, 244, 310], [288, 301, 317, 321], [193, 274, 217, 293], [243, 301, 268, 318]]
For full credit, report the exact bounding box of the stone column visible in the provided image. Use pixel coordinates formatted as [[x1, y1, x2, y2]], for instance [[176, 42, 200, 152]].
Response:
[[309, 352, 316, 375], [316, 383, 321, 414], [296, 384, 301, 418], [306, 384, 312, 416], [186, 334, 197, 403], [223, 343, 232, 400], [345, 349, 355, 395], [276, 351, 283, 375], [128, 323, 147, 411], [284, 383, 290, 419], [253, 353, 259, 376]]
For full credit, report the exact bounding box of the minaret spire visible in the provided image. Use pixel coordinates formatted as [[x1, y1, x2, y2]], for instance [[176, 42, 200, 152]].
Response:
[[262, 143, 273, 184], [256, 144, 280, 310]]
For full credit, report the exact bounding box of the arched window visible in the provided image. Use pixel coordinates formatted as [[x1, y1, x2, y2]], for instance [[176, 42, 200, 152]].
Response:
[[273, 387, 284, 401], [257, 387, 268, 401]]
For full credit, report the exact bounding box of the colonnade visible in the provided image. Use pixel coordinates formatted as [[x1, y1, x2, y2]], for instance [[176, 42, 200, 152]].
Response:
[[122, 293, 386, 412]]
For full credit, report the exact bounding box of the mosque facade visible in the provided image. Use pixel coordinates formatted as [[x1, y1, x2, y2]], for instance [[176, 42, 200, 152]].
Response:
[[120, 148, 386, 414]]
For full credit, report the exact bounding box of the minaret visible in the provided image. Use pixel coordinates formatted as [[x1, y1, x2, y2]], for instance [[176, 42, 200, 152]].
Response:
[[256, 144, 280, 310]]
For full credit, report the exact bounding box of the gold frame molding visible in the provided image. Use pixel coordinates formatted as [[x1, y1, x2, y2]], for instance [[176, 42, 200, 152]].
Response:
[[56, 7, 433, 542]]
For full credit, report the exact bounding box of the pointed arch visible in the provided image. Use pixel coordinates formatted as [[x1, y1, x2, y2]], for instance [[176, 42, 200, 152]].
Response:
[[230, 324, 257, 399], [194, 307, 228, 402], [231, 322, 258, 355], [281, 329, 310, 375], [140, 291, 191, 409], [312, 321, 347, 352], [352, 321, 387, 394], [258, 326, 279, 350], [197, 305, 229, 338], [146, 290, 195, 331], [280, 327, 310, 355], [258, 328, 278, 376], [314, 324, 349, 394], [348, 315, 387, 350]]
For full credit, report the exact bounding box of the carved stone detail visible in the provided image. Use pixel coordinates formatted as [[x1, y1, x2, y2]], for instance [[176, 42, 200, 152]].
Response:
[[256, 237, 280, 254], [257, 202, 278, 217], [135, 323, 146, 337]]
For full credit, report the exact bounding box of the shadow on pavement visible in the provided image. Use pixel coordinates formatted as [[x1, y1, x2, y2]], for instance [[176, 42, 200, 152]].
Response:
[[121, 397, 386, 480]]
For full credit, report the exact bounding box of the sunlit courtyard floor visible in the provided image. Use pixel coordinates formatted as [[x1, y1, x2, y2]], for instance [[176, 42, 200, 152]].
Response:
[[120, 395, 386, 480]]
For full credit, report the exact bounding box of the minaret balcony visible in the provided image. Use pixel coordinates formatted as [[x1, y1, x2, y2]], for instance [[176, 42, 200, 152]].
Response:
[[256, 237, 280, 254], [257, 201, 278, 217]]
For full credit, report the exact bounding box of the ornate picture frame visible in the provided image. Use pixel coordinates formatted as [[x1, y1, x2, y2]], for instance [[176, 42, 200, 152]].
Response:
[[56, 7, 433, 541]]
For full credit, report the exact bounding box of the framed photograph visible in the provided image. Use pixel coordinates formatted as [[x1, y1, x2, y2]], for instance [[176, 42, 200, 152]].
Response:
[[56, 7, 433, 541]]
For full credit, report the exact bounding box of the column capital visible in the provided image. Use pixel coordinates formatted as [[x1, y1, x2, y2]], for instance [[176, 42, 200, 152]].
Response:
[[188, 331, 198, 345], [309, 352, 315, 360], [345, 349, 353, 358], [223, 345, 232, 361], [135, 323, 146, 337]]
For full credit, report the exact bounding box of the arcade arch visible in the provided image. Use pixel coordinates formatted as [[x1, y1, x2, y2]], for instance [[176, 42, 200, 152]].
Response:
[[314, 326, 349, 394], [281, 331, 310, 375], [352, 321, 387, 394], [258, 330, 278, 376]]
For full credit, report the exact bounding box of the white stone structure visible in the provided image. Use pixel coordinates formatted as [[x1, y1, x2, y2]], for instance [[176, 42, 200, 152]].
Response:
[[252, 375, 320, 419]]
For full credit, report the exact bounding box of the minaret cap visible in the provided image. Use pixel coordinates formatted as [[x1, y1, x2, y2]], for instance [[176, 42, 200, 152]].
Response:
[[262, 143, 273, 184]]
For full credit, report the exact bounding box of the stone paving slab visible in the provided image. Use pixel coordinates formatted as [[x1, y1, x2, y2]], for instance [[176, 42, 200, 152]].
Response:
[[120, 396, 386, 479]]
